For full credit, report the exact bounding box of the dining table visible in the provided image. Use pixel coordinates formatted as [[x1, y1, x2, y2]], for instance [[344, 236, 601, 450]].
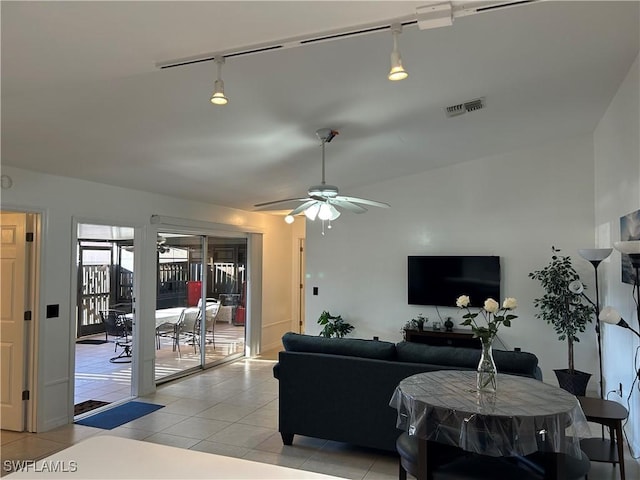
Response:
[[390, 370, 591, 480], [125, 307, 187, 349], [124, 307, 185, 329]]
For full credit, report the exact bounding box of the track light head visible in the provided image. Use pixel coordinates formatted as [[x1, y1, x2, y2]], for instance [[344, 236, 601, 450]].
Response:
[[210, 56, 229, 105], [388, 24, 408, 81]]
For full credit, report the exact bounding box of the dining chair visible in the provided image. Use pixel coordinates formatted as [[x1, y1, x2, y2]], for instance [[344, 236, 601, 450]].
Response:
[[204, 302, 221, 347], [175, 307, 201, 357], [156, 321, 178, 350], [99, 310, 129, 351]]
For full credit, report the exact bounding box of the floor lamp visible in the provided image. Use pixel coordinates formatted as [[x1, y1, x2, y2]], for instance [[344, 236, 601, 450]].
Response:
[[578, 248, 613, 400]]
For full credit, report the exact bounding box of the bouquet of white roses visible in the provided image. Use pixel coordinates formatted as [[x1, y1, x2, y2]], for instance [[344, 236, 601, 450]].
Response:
[[456, 295, 518, 343]]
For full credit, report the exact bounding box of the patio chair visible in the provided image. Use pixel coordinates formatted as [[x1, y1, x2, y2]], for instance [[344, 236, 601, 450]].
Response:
[[175, 307, 201, 357], [203, 302, 221, 347], [99, 310, 130, 351], [156, 321, 178, 350]]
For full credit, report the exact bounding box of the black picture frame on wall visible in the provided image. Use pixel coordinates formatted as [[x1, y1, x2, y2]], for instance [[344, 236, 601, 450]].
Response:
[[620, 209, 640, 285]]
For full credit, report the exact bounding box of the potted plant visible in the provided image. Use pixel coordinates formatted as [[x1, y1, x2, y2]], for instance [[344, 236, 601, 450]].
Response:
[[529, 247, 594, 395], [317, 310, 354, 338]]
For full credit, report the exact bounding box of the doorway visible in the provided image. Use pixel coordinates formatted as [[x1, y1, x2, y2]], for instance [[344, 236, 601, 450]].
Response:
[[154, 233, 247, 383], [0, 211, 38, 431], [74, 223, 134, 416]]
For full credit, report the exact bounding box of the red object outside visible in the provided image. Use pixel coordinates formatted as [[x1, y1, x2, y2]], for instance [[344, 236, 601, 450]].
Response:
[[186, 281, 202, 306], [235, 306, 246, 326]]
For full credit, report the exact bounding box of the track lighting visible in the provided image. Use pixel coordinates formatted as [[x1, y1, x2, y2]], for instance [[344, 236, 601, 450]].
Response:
[[210, 56, 229, 105], [388, 23, 408, 81]]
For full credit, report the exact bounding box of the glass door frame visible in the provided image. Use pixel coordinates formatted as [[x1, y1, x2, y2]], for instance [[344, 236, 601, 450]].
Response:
[[154, 229, 249, 383]]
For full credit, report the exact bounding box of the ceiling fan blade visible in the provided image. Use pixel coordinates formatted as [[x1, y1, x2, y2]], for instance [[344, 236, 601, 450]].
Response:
[[254, 197, 309, 209], [289, 199, 319, 216], [331, 199, 368, 213], [336, 195, 390, 208]]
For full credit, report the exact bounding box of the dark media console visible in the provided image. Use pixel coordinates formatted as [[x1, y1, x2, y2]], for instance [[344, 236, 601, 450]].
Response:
[[403, 328, 480, 349]]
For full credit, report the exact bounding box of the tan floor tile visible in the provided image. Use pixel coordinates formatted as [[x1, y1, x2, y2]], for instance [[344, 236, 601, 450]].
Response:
[[206, 423, 275, 448], [0, 430, 28, 446], [34, 424, 102, 445], [160, 417, 232, 440], [0, 436, 68, 463], [143, 432, 201, 449], [189, 440, 250, 458]]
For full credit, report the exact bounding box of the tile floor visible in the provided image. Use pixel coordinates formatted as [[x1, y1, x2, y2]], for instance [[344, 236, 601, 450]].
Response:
[[74, 321, 246, 406], [2, 352, 639, 479]]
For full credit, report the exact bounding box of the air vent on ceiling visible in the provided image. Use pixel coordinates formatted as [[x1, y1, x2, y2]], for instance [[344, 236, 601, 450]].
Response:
[[445, 97, 486, 118]]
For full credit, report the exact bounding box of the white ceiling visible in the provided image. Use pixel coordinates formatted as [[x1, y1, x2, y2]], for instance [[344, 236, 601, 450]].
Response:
[[2, 1, 638, 212]]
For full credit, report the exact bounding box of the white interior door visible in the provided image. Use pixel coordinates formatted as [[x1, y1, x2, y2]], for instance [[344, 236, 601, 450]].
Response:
[[0, 212, 27, 431]]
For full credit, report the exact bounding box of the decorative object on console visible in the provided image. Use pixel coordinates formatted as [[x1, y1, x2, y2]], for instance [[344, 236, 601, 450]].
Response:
[[456, 295, 518, 393], [444, 317, 454, 332], [529, 246, 593, 395], [409, 314, 428, 331], [578, 247, 613, 400], [317, 310, 354, 338]]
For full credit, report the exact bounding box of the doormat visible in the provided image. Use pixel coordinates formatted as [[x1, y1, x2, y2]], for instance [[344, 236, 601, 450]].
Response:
[[74, 400, 110, 416], [75, 401, 164, 430], [76, 339, 108, 345]]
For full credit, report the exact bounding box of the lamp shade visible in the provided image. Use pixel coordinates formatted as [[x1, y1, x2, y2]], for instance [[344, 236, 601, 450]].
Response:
[[578, 248, 613, 262], [613, 240, 640, 255], [598, 306, 622, 325]]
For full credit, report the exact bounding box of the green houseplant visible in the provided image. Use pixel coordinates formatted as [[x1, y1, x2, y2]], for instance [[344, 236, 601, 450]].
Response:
[[317, 310, 354, 338], [529, 246, 593, 395]]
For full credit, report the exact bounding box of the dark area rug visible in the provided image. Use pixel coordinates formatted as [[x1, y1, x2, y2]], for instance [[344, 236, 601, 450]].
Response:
[[75, 401, 164, 429], [76, 339, 108, 345], [74, 399, 110, 416]]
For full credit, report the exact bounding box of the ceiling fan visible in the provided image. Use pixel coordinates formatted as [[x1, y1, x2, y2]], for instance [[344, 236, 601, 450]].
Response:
[[123, 235, 170, 253], [254, 128, 390, 228]]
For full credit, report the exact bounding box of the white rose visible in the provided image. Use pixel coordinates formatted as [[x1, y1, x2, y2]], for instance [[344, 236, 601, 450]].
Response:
[[483, 298, 499, 313], [502, 297, 518, 310], [456, 295, 470, 308]]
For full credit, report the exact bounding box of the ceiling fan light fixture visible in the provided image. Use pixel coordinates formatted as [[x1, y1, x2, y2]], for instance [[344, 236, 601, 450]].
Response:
[[210, 56, 229, 105], [318, 203, 341, 221], [388, 24, 408, 81], [304, 203, 320, 221], [284, 214, 295, 224]]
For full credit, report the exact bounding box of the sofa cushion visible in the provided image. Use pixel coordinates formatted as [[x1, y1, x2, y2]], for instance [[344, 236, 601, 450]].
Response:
[[395, 341, 539, 377], [282, 332, 396, 360], [396, 341, 478, 369]]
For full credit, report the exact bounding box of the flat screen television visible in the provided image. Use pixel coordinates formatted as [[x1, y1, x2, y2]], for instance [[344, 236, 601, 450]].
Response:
[[408, 256, 501, 307]]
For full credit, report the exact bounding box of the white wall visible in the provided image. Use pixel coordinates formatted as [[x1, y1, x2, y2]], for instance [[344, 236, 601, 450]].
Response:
[[1, 165, 297, 431], [305, 136, 599, 387], [594, 54, 640, 453]]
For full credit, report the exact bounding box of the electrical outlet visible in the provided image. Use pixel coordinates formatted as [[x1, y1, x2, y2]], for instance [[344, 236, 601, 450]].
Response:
[[617, 382, 623, 396]]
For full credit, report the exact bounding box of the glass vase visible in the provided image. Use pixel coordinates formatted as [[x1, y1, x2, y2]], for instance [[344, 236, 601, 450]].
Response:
[[477, 337, 497, 393]]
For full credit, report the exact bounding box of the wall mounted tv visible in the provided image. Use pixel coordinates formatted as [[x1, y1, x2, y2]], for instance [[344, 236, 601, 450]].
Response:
[[408, 256, 501, 307]]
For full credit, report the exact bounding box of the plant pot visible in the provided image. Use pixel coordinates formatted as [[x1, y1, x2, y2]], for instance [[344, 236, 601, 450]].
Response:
[[554, 369, 591, 396]]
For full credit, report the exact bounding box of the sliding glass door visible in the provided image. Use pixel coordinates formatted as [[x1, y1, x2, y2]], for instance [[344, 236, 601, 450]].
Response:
[[154, 232, 247, 383]]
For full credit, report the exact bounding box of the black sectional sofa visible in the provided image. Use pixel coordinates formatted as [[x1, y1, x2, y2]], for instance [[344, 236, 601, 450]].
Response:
[[273, 332, 542, 452]]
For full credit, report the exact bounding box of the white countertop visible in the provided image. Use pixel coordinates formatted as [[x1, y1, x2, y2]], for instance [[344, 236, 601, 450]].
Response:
[[5, 435, 346, 479]]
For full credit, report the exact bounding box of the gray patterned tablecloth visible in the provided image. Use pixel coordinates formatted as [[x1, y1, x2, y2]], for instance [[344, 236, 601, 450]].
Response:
[[390, 370, 590, 457]]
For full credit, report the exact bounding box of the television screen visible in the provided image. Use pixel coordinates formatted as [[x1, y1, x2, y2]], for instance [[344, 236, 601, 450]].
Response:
[[408, 256, 501, 307]]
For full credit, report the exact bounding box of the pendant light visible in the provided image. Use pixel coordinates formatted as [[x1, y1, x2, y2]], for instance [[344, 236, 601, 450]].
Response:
[[388, 23, 408, 81], [210, 56, 229, 105]]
